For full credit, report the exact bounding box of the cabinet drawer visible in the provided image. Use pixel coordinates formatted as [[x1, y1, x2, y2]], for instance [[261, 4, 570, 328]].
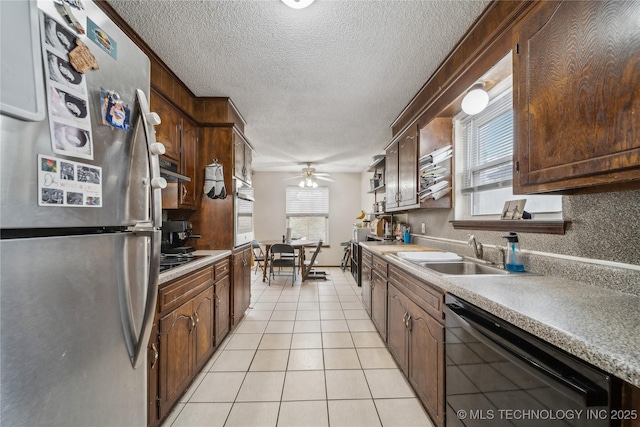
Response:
[[159, 266, 214, 314], [362, 249, 372, 267], [388, 265, 443, 322], [214, 258, 230, 281], [372, 256, 387, 276]]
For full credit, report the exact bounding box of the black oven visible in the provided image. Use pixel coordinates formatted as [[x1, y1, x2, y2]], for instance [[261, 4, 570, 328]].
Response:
[[444, 295, 617, 427]]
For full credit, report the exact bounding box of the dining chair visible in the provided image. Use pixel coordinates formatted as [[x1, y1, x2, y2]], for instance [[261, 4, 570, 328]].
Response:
[[303, 240, 327, 280], [269, 243, 296, 286], [251, 240, 266, 273]]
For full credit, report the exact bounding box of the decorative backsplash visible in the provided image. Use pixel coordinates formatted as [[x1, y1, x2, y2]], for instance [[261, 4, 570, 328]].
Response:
[[408, 189, 640, 297]]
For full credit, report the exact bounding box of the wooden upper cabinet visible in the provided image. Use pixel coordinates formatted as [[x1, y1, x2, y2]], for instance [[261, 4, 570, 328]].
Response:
[[179, 118, 198, 209], [386, 125, 418, 211], [233, 131, 253, 185], [385, 141, 400, 210], [513, 0, 640, 194], [398, 129, 418, 207], [150, 92, 180, 162]]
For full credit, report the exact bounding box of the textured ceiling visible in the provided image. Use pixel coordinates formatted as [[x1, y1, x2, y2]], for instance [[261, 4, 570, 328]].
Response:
[[107, 0, 489, 174]]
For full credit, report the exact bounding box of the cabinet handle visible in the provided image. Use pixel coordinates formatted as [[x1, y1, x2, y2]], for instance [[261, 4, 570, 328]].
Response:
[[402, 312, 408, 326], [406, 315, 412, 331], [215, 295, 221, 307], [150, 343, 158, 369], [193, 311, 200, 327], [189, 315, 195, 333]]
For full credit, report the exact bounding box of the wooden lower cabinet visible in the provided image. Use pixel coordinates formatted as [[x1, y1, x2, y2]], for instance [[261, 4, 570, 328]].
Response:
[[213, 258, 231, 346], [149, 265, 217, 427], [386, 276, 445, 427], [360, 250, 372, 316], [406, 297, 444, 427], [387, 284, 409, 373], [147, 322, 159, 424], [232, 245, 251, 326], [370, 269, 387, 341], [158, 286, 214, 421]]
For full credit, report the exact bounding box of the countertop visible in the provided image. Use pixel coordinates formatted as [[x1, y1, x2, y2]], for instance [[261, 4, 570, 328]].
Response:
[[159, 250, 231, 284], [360, 241, 640, 388]]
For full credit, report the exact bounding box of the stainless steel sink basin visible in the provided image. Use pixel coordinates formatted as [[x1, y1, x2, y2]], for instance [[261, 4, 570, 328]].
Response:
[[417, 261, 513, 275]]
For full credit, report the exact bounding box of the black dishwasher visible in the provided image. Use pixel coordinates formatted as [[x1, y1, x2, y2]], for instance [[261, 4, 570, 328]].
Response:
[[444, 295, 618, 427]]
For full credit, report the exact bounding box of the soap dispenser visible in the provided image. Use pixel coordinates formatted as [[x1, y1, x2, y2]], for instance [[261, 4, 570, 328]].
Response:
[[502, 232, 525, 272]]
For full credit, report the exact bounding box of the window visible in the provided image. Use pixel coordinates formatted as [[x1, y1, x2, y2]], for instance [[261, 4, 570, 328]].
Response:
[[455, 80, 562, 220], [285, 186, 329, 241]]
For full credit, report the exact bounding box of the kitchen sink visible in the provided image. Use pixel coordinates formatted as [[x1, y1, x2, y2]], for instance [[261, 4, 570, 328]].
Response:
[[417, 261, 514, 276]]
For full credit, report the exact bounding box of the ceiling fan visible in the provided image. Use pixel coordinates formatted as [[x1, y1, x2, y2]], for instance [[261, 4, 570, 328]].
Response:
[[283, 163, 336, 187]]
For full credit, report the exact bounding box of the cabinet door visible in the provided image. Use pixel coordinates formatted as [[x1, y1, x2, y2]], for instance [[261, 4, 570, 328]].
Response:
[[360, 259, 372, 316], [385, 141, 399, 210], [370, 270, 387, 341], [214, 275, 231, 346], [150, 92, 180, 162], [513, 0, 640, 193], [242, 248, 252, 313], [387, 284, 408, 374], [406, 299, 444, 427], [147, 322, 159, 427], [159, 302, 193, 420], [232, 248, 251, 326], [244, 143, 252, 185], [179, 118, 198, 209], [233, 132, 245, 182], [192, 287, 214, 372], [398, 129, 418, 207]]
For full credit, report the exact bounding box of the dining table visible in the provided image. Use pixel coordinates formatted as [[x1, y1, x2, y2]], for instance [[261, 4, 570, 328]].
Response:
[[258, 239, 319, 282]]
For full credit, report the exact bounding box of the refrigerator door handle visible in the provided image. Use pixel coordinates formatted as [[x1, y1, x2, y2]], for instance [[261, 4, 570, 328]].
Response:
[[135, 89, 165, 230], [124, 228, 161, 369]]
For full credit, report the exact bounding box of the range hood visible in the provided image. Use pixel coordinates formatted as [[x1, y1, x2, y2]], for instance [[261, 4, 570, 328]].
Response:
[[160, 168, 191, 182], [159, 158, 191, 182]]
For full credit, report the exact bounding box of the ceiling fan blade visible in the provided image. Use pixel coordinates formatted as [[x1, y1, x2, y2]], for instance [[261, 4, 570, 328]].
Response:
[[315, 176, 336, 182], [314, 173, 332, 176], [283, 175, 304, 181]]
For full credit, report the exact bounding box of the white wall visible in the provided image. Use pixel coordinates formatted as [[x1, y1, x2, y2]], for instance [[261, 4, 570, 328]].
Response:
[[253, 171, 364, 265]]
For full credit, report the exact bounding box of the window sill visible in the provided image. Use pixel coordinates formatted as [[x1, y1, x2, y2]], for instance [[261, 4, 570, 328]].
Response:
[[450, 220, 569, 235]]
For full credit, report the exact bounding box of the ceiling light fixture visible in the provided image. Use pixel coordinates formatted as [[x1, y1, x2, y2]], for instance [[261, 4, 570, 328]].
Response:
[[281, 0, 315, 9], [461, 82, 489, 115], [299, 176, 318, 188]]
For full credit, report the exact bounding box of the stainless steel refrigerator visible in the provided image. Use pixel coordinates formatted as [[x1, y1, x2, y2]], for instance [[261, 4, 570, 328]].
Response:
[[1, 1, 165, 425]]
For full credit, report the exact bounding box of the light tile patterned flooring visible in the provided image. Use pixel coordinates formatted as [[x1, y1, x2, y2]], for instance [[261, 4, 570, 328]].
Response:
[[161, 267, 434, 427]]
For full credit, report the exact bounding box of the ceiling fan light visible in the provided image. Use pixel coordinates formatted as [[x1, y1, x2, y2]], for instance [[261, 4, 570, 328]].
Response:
[[312, 181, 318, 188], [281, 0, 315, 9], [299, 180, 305, 187], [461, 83, 489, 115]]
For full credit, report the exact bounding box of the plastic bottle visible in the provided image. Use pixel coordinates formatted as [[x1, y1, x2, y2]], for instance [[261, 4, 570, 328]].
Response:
[[503, 232, 525, 272]]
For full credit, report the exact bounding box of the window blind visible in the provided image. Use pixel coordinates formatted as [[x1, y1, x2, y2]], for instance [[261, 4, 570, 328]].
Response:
[[459, 89, 513, 194], [286, 186, 329, 216]]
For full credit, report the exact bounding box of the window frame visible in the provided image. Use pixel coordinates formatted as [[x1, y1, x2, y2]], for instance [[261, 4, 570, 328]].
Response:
[[453, 78, 563, 224], [285, 186, 329, 242]]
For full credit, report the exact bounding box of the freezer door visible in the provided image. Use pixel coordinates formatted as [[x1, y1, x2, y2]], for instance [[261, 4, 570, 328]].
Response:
[[0, 0, 153, 229], [0, 232, 157, 426]]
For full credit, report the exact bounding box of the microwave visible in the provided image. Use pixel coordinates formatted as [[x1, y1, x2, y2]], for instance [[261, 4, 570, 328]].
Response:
[[234, 180, 254, 247]]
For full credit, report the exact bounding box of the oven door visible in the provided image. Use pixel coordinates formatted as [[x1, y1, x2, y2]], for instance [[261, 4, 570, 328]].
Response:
[[235, 182, 254, 247], [444, 295, 614, 427]]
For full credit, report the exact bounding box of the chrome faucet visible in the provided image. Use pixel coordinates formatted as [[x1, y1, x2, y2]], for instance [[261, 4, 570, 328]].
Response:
[[468, 234, 484, 260], [497, 246, 506, 269]]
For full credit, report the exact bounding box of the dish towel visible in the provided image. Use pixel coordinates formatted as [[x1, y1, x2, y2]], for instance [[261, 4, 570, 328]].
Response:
[[204, 160, 226, 199]]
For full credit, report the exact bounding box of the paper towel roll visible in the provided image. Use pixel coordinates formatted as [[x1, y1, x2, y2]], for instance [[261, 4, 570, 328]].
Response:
[[285, 227, 292, 243]]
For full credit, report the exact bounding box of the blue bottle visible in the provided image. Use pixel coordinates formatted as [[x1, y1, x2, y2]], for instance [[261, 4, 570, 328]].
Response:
[[503, 232, 525, 272]]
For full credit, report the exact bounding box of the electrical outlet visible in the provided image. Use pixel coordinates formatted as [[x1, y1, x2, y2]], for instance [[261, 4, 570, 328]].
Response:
[[421, 223, 426, 233]]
